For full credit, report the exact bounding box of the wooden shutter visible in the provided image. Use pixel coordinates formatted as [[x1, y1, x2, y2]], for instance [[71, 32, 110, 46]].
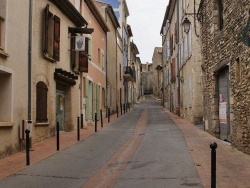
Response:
[[79, 37, 89, 72], [71, 35, 76, 69], [36, 81, 48, 122], [43, 4, 49, 54], [171, 58, 176, 81], [53, 15, 60, 61]]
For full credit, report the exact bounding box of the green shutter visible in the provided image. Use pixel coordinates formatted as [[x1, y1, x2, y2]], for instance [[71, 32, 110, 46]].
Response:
[[96, 85, 100, 120], [88, 38, 92, 60], [85, 78, 89, 121]]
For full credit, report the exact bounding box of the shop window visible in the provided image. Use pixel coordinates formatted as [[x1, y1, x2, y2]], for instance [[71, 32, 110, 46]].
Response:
[[36, 81, 48, 122], [43, 4, 60, 61]]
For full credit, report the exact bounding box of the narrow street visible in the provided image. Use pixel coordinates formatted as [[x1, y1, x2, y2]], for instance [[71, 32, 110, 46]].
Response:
[[0, 96, 202, 188]]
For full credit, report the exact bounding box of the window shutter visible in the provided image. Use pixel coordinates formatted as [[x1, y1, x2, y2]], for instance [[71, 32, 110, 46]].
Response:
[[43, 4, 49, 54], [88, 38, 92, 60], [36, 81, 48, 122], [85, 78, 89, 120], [79, 51, 88, 72], [79, 38, 89, 72], [53, 15, 60, 61], [71, 35, 76, 69]]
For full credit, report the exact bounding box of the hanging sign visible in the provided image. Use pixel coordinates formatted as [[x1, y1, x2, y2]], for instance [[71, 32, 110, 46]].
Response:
[[75, 36, 85, 51]]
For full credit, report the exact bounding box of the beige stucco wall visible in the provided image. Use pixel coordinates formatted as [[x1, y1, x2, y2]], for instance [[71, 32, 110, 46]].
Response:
[[31, 1, 80, 144], [0, 0, 30, 158], [179, 0, 203, 124]]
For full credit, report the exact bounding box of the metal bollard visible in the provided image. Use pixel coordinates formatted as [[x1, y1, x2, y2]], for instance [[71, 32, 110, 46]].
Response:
[[57, 121, 59, 151], [117, 106, 119, 118], [25, 129, 30, 166], [120, 104, 122, 115], [95, 112, 97, 132], [108, 108, 110, 123], [77, 116, 80, 141], [81, 114, 84, 129], [210, 142, 217, 188], [100, 109, 103, 127], [123, 104, 125, 114]]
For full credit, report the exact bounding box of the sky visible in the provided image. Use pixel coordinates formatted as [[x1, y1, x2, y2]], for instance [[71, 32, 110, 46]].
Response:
[[126, 0, 169, 64]]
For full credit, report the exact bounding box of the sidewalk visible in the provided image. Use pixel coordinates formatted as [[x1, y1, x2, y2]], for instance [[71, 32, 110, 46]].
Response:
[[0, 112, 121, 180], [165, 110, 250, 188]]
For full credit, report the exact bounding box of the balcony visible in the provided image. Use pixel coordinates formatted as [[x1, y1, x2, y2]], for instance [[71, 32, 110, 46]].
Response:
[[124, 66, 134, 82]]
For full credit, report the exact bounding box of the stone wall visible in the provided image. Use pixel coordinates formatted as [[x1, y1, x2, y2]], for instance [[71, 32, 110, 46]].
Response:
[[200, 0, 250, 154]]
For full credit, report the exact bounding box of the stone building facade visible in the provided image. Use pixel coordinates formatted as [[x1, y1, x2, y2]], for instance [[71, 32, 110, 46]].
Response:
[[199, 0, 250, 154], [151, 47, 163, 99]]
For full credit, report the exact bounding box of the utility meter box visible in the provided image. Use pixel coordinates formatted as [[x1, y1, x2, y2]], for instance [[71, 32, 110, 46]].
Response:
[[20, 120, 33, 140]]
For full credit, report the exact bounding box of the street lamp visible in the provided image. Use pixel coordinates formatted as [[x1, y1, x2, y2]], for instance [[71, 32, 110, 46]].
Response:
[[181, 0, 202, 37], [182, 17, 191, 34]]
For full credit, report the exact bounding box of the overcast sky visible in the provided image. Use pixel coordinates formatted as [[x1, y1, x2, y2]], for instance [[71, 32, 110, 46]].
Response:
[[126, 0, 169, 64]]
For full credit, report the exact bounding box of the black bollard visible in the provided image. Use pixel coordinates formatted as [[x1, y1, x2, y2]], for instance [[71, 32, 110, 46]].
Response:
[[57, 121, 59, 151], [117, 106, 119, 118], [123, 104, 125, 114], [81, 114, 84, 129], [210, 142, 217, 188], [108, 108, 110, 123], [25, 129, 30, 166], [100, 109, 103, 127], [128, 103, 130, 111], [95, 112, 97, 132], [120, 104, 122, 115], [77, 116, 80, 141]]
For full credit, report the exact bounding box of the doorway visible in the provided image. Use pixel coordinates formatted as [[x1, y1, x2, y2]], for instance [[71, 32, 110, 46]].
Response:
[[218, 67, 230, 141], [56, 90, 65, 131]]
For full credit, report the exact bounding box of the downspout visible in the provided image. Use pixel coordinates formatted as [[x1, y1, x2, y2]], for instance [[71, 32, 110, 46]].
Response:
[[177, 0, 181, 116], [28, 0, 33, 120], [105, 32, 108, 117]]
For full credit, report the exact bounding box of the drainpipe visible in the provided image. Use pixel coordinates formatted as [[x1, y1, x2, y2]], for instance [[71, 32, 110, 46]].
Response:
[[28, 0, 33, 120], [177, 0, 181, 117], [105, 32, 108, 117]]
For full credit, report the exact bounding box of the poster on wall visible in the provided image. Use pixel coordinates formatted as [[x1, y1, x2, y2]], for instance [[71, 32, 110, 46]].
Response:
[[219, 102, 227, 123]]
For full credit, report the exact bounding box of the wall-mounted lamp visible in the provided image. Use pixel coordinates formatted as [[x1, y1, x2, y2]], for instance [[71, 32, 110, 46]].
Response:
[[182, 17, 191, 34], [182, 0, 202, 37]]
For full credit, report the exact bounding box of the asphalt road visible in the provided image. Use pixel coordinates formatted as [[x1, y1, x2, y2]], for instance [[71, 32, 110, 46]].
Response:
[[0, 96, 202, 188]]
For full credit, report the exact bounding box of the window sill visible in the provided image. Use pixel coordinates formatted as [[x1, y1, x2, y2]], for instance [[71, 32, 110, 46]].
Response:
[[0, 122, 14, 127], [0, 49, 9, 58], [43, 53, 56, 63], [35, 122, 50, 127]]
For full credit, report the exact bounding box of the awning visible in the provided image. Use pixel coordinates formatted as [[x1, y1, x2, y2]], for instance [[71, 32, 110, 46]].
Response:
[[54, 68, 78, 86]]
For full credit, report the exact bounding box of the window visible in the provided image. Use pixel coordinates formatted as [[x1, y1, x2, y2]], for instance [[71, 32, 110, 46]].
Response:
[[43, 4, 60, 61], [0, 70, 12, 122], [36, 81, 48, 122], [0, 0, 6, 53], [101, 51, 105, 71], [0, 17, 4, 50], [235, 57, 242, 83], [214, 0, 223, 31]]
